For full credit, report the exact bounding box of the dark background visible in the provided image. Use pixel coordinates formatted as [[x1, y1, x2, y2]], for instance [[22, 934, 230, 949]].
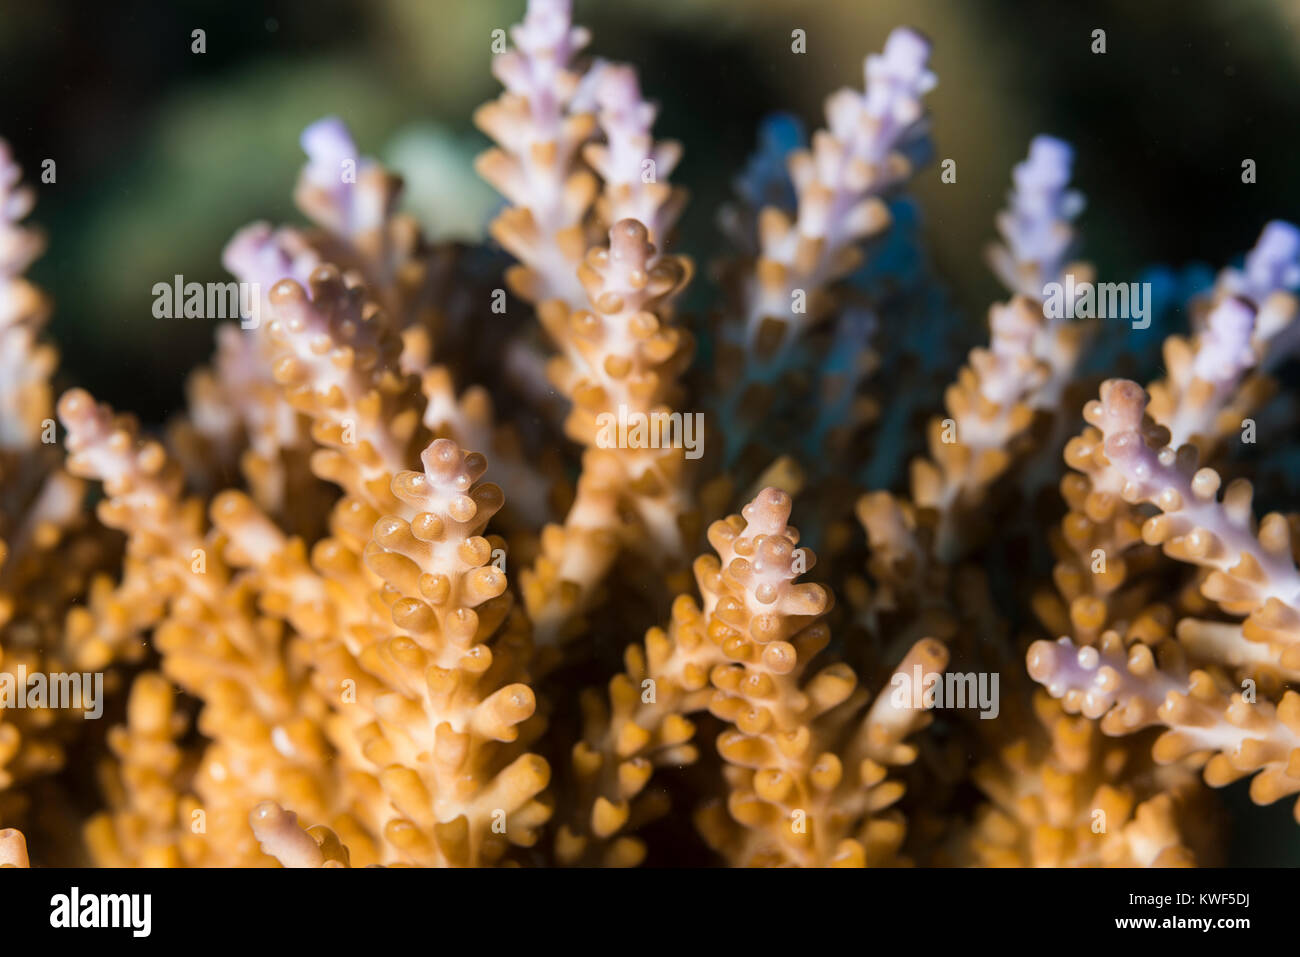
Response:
[[4, 0, 1298, 417], [2, 0, 1299, 863]]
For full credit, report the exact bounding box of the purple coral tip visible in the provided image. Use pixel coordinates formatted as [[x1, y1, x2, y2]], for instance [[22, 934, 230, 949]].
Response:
[[300, 116, 357, 167], [1244, 220, 1300, 294], [1025, 136, 1074, 182], [882, 27, 933, 74]]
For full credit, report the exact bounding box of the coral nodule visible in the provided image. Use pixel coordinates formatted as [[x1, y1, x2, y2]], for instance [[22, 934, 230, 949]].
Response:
[[1, 0, 1299, 869]]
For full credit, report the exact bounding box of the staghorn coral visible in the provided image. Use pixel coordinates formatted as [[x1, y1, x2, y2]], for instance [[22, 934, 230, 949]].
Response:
[[358, 437, 550, 865], [83, 672, 196, 868], [0, 826, 29, 867], [713, 25, 935, 477], [3, 0, 1300, 871], [0, 143, 131, 842], [559, 487, 941, 867], [1027, 377, 1300, 822], [249, 800, 352, 868], [965, 689, 1210, 868], [691, 489, 940, 867]]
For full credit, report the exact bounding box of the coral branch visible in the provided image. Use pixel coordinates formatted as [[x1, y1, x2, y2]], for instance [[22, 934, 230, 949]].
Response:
[[250, 801, 351, 868], [988, 135, 1085, 298], [693, 488, 935, 866], [59, 389, 341, 866], [0, 827, 28, 867], [1090, 379, 1300, 660], [1028, 631, 1300, 822], [584, 63, 685, 246], [0, 142, 53, 451], [523, 219, 694, 650], [476, 0, 597, 311], [84, 673, 195, 867], [359, 438, 549, 865], [743, 27, 934, 349]]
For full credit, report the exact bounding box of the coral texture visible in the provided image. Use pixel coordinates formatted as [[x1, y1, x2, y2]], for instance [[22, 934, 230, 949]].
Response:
[[3, 0, 1299, 869]]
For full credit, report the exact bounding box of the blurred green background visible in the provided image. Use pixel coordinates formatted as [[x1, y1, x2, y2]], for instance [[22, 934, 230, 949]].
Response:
[[3, 0, 1299, 414], [3, 0, 1300, 862]]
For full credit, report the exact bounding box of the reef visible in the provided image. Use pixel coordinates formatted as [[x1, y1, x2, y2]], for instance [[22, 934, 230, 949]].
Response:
[[1, 0, 1298, 868]]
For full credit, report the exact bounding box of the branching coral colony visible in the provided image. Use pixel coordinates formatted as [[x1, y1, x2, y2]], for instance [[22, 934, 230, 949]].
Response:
[[1, 0, 1299, 869]]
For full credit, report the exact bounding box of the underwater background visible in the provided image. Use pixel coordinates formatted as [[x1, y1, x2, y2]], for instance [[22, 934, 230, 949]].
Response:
[[3, 0, 1300, 863]]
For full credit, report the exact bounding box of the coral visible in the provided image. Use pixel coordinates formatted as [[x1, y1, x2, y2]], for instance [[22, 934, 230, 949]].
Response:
[[0, 826, 28, 867], [249, 800, 352, 868], [1027, 376, 1300, 822], [358, 437, 549, 865], [966, 690, 1209, 867], [0, 143, 131, 837], [713, 26, 935, 474], [3, 0, 1299, 870], [84, 673, 196, 868]]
